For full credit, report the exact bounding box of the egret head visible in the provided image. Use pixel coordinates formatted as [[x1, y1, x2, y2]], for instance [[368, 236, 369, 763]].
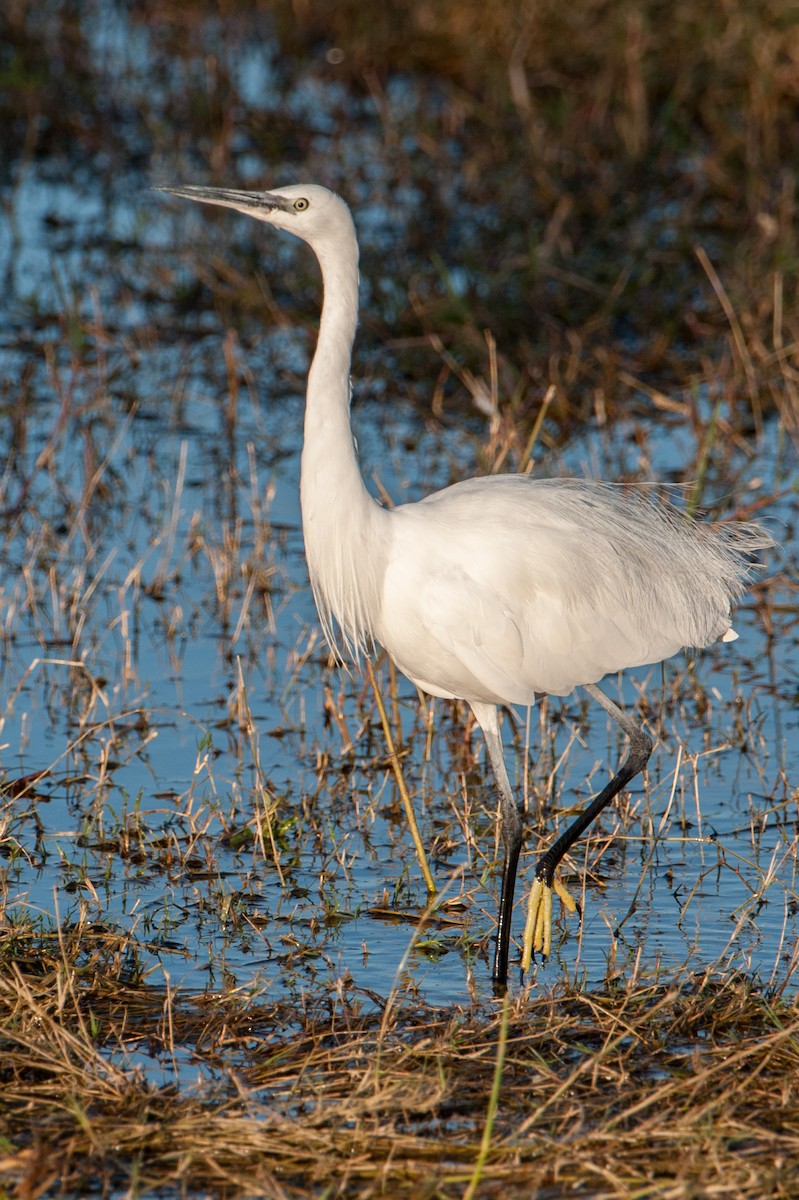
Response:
[[155, 182, 354, 255]]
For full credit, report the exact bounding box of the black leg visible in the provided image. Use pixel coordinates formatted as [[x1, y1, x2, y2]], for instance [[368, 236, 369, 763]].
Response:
[[492, 789, 523, 990], [473, 706, 523, 992], [534, 724, 652, 886]]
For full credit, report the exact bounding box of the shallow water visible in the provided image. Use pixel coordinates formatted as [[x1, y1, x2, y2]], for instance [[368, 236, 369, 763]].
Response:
[[0, 2, 796, 1039]]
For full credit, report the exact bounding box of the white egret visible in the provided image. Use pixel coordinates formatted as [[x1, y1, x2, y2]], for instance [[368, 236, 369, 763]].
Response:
[[156, 182, 770, 989]]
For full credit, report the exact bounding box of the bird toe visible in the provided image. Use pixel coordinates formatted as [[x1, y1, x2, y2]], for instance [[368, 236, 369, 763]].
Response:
[[521, 871, 579, 971]]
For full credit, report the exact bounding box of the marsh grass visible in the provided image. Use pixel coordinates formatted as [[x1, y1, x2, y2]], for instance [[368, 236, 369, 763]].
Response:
[[1, 921, 799, 1198]]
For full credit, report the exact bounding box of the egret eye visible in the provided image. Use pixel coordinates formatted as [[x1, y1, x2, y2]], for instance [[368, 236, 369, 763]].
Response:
[[293, 197, 309, 211]]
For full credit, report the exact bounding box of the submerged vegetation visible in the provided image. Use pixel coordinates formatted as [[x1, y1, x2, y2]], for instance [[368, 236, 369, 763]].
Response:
[[0, 0, 797, 1195]]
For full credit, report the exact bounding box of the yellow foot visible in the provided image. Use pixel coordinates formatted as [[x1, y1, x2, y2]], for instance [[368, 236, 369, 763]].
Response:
[[521, 873, 578, 970]]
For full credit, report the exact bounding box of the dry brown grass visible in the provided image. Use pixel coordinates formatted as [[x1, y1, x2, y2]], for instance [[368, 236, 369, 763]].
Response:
[[0, 924, 797, 1198]]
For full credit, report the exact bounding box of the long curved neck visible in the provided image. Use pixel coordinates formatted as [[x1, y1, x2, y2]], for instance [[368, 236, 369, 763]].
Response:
[[299, 229, 385, 659]]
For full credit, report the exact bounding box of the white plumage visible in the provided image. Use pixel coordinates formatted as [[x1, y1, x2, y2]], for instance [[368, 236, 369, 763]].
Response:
[[157, 181, 770, 990], [380, 476, 755, 703]]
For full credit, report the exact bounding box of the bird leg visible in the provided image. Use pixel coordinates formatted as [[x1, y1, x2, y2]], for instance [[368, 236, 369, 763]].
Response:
[[476, 710, 523, 993], [522, 683, 653, 970]]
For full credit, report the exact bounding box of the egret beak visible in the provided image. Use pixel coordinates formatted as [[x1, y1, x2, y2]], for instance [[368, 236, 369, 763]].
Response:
[[153, 185, 289, 214]]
